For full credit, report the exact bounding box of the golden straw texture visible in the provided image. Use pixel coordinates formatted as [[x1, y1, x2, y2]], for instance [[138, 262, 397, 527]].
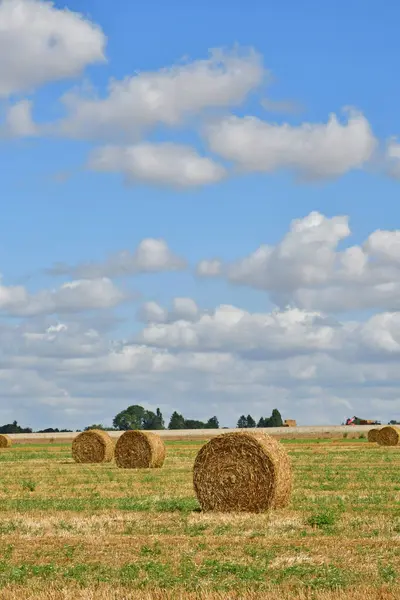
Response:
[[72, 430, 114, 463], [0, 434, 12, 448], [115, 430, 166, 469], [377, 426, 400, 446], [367, 428, 380, 443], [193, 431, 292, 513]]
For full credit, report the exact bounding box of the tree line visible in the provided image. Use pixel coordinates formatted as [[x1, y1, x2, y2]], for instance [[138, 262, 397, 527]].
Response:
[[0, 421, 74, 434], [0, 407, 285, 434], [237, 409, 283, 428], [109, 406, 220, 431], [89, 405, 284, 431], [1, 411, 399, 434]]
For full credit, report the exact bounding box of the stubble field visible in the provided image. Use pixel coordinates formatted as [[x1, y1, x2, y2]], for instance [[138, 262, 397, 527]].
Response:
[[0, 437, 399, 599]]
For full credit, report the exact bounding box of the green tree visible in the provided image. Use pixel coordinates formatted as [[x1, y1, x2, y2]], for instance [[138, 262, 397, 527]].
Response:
[[246, 414, 256, 428], [142, 408, 165, 430], [142, 411, 156, 430], [168, 411, 186, 430], [206, 416, 219, 429], [113, 405, 146, 430], [84, 424, 106, 431], [257, 409, 283, 428], [270, 409, 283, 427], [184, 419, 206, 429], [156, 408, 165, 429], [37, 428, 59, 433], [113, 405, 165, 431], [237, 415, 248, 428], [0, 421, 32, 434]]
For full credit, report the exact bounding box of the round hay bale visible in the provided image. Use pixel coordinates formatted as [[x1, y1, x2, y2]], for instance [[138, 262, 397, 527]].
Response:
[[72, 430, 114, 463], [0, 434, 12, 448], [367, 428, 380, 443], [377, 426, 400, 447], [115, 430, 166, 469], [193, 431, 292, 513]]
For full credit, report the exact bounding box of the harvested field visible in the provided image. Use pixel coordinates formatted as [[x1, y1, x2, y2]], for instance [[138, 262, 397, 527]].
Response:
[[1, 586, 400, 600], [7, 425, 380, 445], [0, 436, 398, 598]]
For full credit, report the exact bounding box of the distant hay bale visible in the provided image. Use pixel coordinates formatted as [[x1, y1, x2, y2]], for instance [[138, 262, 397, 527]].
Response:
[[0, 434, 12, 448], [377, 426, 400, 447], [193, 431, 292, 513], [115, 430, 166, 469], [367, 428, 380, 443], [72, 430, 114, 463]]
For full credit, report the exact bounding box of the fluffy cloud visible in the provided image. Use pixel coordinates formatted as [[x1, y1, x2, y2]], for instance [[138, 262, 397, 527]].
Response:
[[47, 238, 186, 279], [196, 259, 223, 277], [137, 302, 400, 364], [385, 139, 400, 178], [170, 297, 199, 322], [88, 143, 225, 188], [1, 100, 37, 137], [2, 303, 400, 429], [226, 211, 351, 291], [15, 321, 107, 359], [138, 305, 340, 355], [58, 48, 264, 140], [205, 110, 376, 180], [0, 277, 125, 316], [0, 0, 106, 97], [138, 297, 199, 324], [137, 301, 168, 324], [197, 211, 400, 312]]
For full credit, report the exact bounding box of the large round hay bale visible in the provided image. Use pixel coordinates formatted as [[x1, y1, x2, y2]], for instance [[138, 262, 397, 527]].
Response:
[[193, 431, 292, 513], [115, 430, 166, 469], [72, 430, 114, 463], [0, 434, 11, 448], [377, 426, 400, 447], [367, 428, 380, 443]]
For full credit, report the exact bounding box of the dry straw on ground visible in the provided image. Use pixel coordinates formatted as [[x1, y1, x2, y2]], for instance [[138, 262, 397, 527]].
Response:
[[377, 425, 400, 446], [114, 430, 166, 468], [2, 585, 399, 600], [193, 431, 292, 513], [0, 434, 11, 448], [71, 430, 114, 463], [367, 428, 380, 443]]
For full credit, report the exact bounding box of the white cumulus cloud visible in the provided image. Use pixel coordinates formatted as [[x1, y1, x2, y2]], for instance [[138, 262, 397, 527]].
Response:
[[138, 304, 339, 355], [196, 259, 223, 277], [47, 238, 186, 279], [196, 211, 400, 312], [385, 139, 400, 178], [1, 99, 37, 137], [58, 48, 265, 141], [0, 0, 106, 97], [1, 302, 400, 428], [0, 276, 125, 316], [137, 301, 168, 324], [205, 110, 376, 180], [88, 143, 225, 188], [138, 298, 199, 324]]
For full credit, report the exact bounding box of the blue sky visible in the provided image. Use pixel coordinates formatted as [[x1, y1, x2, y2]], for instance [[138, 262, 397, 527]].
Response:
[[1, 0, 400, 429]]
